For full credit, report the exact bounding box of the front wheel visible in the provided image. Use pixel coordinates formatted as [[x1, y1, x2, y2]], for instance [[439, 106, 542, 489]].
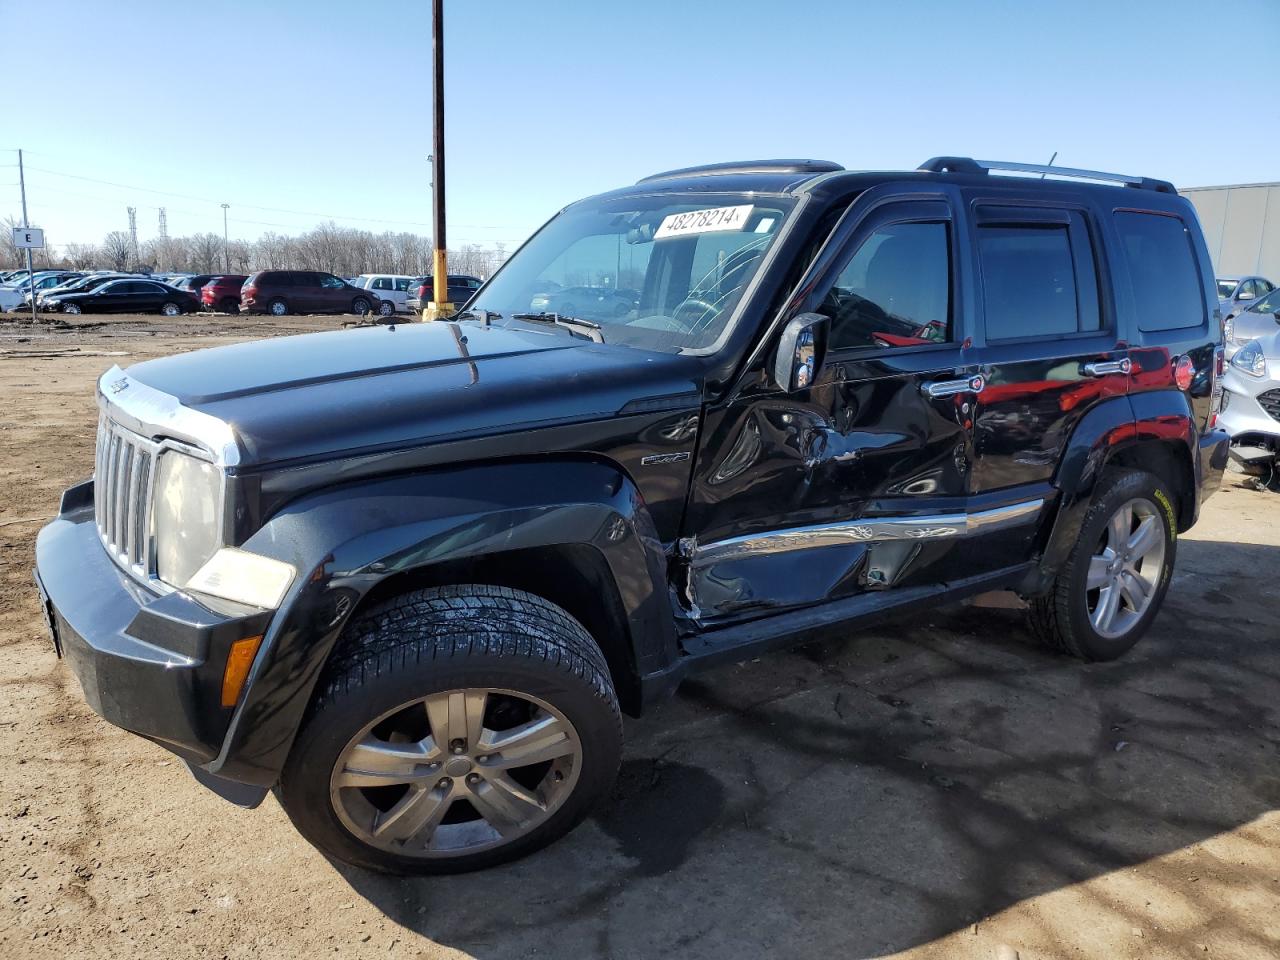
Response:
[[1028, 469, 1177, 660], [278, 585, 623, 875], [352, 296, 373, 316], [63, 303, 82, 315]]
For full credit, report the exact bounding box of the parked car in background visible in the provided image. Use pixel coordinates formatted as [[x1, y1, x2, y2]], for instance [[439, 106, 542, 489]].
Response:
[[405, 274, 483, 314], [42, 278, 199, 316], [0, 272, 84, 311], [169, 274, 220, 299], [529, 284, 641, 321], [1223, 288, 1280, 358], [240, 270, 380, 316], [1217, 275, 1275, 322], [199, 275, 250, 313], [1219, 329, 1280, 487], [351, 274, 416, 316], [32, 273, 132, 306]]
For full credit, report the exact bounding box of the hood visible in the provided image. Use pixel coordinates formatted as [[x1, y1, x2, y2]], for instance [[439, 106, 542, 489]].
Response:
[[124, 321, 704, 467]]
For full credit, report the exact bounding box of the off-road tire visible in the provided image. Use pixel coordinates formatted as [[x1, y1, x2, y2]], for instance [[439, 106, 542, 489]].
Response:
[[1027, 468, 1177, 661], [278, 585, 623, 875]]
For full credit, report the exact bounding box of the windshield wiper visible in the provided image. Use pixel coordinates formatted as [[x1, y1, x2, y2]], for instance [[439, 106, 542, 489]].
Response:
[[510, 312, 605, 343], [454, 307, 499, 325]]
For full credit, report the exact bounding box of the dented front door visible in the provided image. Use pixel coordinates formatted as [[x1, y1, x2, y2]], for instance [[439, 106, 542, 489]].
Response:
[[680, 189, 983, 624]]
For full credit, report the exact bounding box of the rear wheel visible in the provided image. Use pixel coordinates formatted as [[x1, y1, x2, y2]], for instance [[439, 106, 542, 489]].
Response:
[[160, 301, 182, 317], [378, 300, 395, 318], [1028, 469, 1176, 660], [279, 585, 622, 875], [269, 298, 289, 317]]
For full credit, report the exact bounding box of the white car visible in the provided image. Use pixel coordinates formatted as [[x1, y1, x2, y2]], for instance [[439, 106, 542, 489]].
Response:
[[0, 272, 81, 312], [1219, 330, 1280, 486], [351, 274, 416, 316]]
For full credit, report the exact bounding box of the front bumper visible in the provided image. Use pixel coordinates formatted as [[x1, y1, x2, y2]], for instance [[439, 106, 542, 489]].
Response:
[[34, 482, 271, 804], [1218, 368, 1280, 444]]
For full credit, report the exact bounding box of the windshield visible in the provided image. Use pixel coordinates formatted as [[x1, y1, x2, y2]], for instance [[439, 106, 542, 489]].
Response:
[[467, 192, 794, 353], [1217, 279, 1238, 299]]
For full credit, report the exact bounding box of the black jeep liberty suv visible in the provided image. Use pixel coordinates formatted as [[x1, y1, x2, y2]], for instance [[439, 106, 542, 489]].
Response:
[[35, 157, 1229, 874]]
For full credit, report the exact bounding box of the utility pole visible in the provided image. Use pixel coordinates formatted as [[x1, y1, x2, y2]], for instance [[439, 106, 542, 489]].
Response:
[[17, 149, 36, 323], [127, 206, 138, 269], [158, 208, 168, 271], [220, 203, 230, 272], [426, 0, 453, 320]]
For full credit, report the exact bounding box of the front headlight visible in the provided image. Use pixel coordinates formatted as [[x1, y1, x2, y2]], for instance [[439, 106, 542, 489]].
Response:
[[154, 451, 223, 587], [1230, 340, 1268, 379]]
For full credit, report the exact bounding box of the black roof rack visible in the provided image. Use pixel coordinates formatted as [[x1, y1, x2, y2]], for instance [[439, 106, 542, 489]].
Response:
[[637, 159, 844, 185], [918, 156, 1176, 194]]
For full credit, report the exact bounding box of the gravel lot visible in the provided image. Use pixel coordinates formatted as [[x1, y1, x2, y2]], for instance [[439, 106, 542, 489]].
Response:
[[1, 314, 1277, 960]]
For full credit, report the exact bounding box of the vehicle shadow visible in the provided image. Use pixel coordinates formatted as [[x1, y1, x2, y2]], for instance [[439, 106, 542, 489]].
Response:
[[337, 536, 1280, 958]]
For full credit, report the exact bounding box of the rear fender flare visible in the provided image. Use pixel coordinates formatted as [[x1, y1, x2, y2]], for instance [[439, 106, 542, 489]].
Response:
[[210, 458, 672, 786], [1032, 391, 1195, 588]]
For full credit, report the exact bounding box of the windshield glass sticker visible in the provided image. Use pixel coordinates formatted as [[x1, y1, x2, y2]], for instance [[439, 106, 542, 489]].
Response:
[[654, 204, 755, 240]]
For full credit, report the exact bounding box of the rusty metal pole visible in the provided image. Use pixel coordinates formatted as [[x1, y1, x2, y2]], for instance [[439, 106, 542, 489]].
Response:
[[426, 0, 454, 320]]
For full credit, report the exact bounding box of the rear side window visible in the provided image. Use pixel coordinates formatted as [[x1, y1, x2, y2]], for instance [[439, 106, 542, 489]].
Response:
[[977, 210, 1100, 340], [1113, 212, 1205, 332], [372, 277, 391, 290]]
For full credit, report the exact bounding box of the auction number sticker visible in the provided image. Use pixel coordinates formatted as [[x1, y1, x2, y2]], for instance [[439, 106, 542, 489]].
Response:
[[654, 204, 754, 239]]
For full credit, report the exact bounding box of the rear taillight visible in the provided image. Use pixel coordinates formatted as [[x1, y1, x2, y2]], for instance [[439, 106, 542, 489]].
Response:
[[1173, 355, 1194, 392], [417, 284, 429, 299], [243, 285, 257, 298], [1209, 346, 1225, 427]]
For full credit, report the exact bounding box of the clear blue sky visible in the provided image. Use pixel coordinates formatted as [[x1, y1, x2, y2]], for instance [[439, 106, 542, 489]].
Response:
[[3, 0, 1277, 253]]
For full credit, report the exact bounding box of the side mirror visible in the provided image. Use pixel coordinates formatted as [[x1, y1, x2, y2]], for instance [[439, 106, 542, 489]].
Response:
[[773, 312, 829, 391], [1238, 291, 1255, 301]]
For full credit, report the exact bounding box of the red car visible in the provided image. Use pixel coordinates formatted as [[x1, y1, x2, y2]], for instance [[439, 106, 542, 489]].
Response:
[[200, 275, 249, 314]]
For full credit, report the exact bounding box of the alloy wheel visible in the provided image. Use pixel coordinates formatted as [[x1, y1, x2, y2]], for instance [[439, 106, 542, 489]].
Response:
[[162, 302, 180, 316], [330, 688, 582, 859], [1086, 497, 1166, 639]]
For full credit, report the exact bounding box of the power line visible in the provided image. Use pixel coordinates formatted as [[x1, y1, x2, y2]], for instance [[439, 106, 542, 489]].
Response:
[[22, 163, 505, 230]]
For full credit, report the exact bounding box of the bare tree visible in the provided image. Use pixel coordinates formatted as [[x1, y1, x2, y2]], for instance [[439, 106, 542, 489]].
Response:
[[102, 231, 134, 271], [61, 242, 100, 269], [188, 233, 224, 273]]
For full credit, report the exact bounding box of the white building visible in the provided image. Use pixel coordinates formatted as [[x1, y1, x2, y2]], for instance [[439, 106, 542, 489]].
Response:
[[1180, 182, 1280, 281]]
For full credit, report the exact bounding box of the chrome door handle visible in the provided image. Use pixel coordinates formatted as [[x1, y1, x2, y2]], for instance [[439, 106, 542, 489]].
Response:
[[920, 374, 985, 399], [1082, 358, 1131, 377]]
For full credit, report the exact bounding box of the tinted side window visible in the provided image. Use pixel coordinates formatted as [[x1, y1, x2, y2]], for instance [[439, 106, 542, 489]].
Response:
[[977, 213, 1100, 340], [320, 274, 345, 289], [1113, 212, 1205, 332], [394, 278, 411, 292], [822, 221, 951, 351]]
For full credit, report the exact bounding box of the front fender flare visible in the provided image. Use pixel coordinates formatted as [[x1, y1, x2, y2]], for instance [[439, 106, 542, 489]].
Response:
[[209, 458, 672, 786]]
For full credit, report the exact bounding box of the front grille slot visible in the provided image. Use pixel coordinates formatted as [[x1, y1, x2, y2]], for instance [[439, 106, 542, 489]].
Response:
[[94, 417, 159, 572], [1258, 389, 1280, 424]]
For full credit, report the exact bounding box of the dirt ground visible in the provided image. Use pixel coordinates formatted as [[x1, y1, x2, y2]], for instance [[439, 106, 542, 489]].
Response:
[[0, 313, 1277, 960]]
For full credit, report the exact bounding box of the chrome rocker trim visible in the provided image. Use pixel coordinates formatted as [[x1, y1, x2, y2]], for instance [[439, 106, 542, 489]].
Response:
[[691, 500, 1045, 566]]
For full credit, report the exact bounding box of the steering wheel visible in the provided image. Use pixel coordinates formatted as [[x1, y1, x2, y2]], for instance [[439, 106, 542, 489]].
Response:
[[671, 297, 723, 332]]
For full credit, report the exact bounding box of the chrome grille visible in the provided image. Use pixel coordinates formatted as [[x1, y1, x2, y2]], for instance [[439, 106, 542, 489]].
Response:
[[94, 414, 158, 573], [1258, 389, 1280, 424]]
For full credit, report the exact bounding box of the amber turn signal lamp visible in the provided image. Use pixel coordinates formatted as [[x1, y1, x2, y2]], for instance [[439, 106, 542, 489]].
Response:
[[221, 635, 263, 708]]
